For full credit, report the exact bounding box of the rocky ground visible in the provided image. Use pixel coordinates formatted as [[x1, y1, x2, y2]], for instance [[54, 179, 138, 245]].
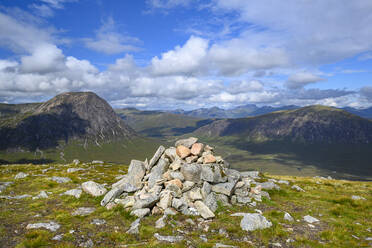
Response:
[[0, 140, 371, 247]]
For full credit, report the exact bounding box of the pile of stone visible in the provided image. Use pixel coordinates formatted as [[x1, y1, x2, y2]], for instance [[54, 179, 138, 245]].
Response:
[[100, 137, 272, 219]]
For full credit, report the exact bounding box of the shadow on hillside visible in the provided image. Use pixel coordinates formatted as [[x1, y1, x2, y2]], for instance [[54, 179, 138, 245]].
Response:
[[0, 103, 90, 151], [171, 119, 215, 136], [0, 158, 55, 165], [223, 140, 372, 177]]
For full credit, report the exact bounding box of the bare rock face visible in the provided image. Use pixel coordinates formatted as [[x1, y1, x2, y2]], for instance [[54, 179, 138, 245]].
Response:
[[91, 137, 282, 222]]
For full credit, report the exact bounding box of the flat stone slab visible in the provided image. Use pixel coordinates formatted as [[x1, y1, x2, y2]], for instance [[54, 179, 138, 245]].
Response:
[[63, 189, 82, 199], [51, 176, 71, 183], [154, 233, 184, 243], [303, 215, 319, 223], [72, 207, 95, 216], [26, 221, 60, 232]]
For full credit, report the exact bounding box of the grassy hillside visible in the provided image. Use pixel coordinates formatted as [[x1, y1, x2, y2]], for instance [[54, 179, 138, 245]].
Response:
[[0, 137, 163, 165], [0, 162, 370, 247], [115, 108, 213, 139]]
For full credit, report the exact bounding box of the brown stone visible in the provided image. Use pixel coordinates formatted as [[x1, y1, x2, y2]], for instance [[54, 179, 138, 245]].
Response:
[[176, 145, 191, 159], [164, 179, 183, 189], [203, 154, 216, 164], [191, 143, 204, 156], [250, 185, 262, 194], [162, 171, 172, 181], [152, 206, 163, 215]]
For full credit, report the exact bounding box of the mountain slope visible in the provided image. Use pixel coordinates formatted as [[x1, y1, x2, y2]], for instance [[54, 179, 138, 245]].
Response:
[[195, 105, 372, 144], [115, 108, 213, 138], [0, 92, 136, 151]]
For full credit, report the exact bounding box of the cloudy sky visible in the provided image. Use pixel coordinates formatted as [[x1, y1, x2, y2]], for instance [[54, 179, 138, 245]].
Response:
[[0, 0, 372, 110]]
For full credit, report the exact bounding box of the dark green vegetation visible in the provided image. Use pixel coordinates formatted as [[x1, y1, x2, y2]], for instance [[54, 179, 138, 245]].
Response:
[[0, 162, 371, 247], [115, 108, 214, 139]]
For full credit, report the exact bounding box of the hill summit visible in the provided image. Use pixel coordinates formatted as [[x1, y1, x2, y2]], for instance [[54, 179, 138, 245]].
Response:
[[0, 92, 135, 150]]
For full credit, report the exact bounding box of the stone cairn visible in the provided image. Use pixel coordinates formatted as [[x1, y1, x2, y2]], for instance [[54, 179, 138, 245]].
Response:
[[100, 137, 269, 219]]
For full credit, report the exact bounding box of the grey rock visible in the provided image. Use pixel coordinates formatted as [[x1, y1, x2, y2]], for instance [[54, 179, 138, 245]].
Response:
[[260, 191, 271, 200], [91, 160, 104, 164], [131, 208, 150, 218], [181, 163, 201, 183], [148, 158, 169, 188], [236, 196, 251, 204], [155, 215, 167, 229], [164, 208, 178, 215], [154, 233, 184, 243], [82, 181, 107, 197], [194, 200, 215, 219], [257, 181, 280, 190], [201, 181, 212, 199], [240, 171, 260, 178], [175, 137, 198, 148], [303, 215, 319, 223], [67, 168, 85, 173], [187, 188, 203, 201], [201, 164, 227, 183], [226, 169, 241, 183], [215, 193, 230, 206], [165, 184, 182, 198], [148, 146, 166, 170], [172, 198, 187, 211], [284, 212, 294, 222], [170, 171, 185, 181], [91, 219, 106, 225], [204, 192, 218, 212], [158, 192, 173, 210], [277, 180, 289, 185], [72, 159, 80, 165], [114, 195, 135, 208], [26, 221, 60, 232], [52, 234, 63, 241], [15, 172, 28, 179], [351, 195, 366, 200], [112, 160, 146, 190], [101, 187, 125, 206], [211, 181, 237, 196], [164, 147, 179, 162], [0, 194, 31, 199], [51, 176, 71, 183], [214, 243, 237, 248], [79, 239, 94, 248], [291, 185, 305, 192], [33, 191, 49, 200], [63, 189, 82, 199], [132, 194, 160, 210], [0, 182, 13, 193], [127, 218, 141, 234], [182, 181, 195, 192], [72, 207, 95, 216], [231, 213, 272, 231]]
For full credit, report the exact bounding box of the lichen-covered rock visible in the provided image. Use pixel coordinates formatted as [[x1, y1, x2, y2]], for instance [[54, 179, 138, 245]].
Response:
[[148, 158, 169, 188], [132, 194, 160, 210], [181, 163, 201, 183], [82, 181, 107, 196], [201, 164, 227, 183], [231, 213, 272, 231], [194, 200, 215, 219], [148, 146, 165, 170]]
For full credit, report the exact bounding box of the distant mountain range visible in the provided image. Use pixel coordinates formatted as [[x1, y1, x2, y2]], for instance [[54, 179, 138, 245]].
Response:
[[167, 104, 372, 119], [194, 105, 372, 144]]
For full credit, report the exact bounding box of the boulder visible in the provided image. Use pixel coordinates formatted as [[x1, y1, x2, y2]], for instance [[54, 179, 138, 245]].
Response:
[[194, 200, 215, 219], [131, 208, 150, 218], [26, 221, 60, 232], [303, 215, 319, 223], [231, 213, 272, 231], [132, 194, 160, 210], [176, 145, 191, 159], [51, 176, 71, 183], [148, 146, 166, 170], [284, 212, 294, 222], [63, 189, 82, 199], [175, 137, 198, 148], [82, 181, 107, 197], [181, 163, 201, 183], [164, 147, 178, 162], [201, 164, 227, 183], [148, 158, 169, 189], [211, 181, 237, 196]]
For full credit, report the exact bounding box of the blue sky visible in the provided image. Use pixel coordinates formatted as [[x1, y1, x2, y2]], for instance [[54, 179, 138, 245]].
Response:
[[0, 0, 371, 109]]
